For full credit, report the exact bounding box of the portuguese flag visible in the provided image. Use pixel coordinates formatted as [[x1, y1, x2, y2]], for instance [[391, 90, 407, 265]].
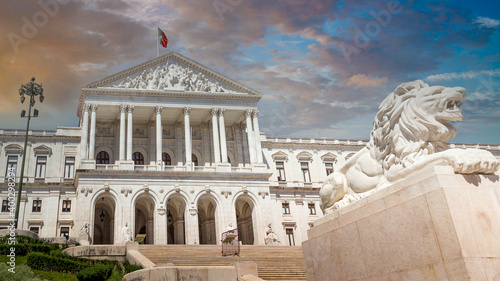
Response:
[[158, 27, 168, 48]]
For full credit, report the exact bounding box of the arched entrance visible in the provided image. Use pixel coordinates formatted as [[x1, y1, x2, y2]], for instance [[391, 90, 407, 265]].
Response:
[[198, 195, 217, 244], [134, 194, 155, 244], [93, 194, 115, 244], [166, 195, 186, 244], [235, 197, 255, 245]]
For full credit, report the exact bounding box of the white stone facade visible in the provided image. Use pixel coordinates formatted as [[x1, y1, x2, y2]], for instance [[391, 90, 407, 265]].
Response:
[[1, 53, 499, 246]]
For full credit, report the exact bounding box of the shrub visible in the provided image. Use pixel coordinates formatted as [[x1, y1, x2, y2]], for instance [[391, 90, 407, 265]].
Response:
[[123, 260, 143, 274], [0, 244, 51, 256], [0, 262, 43, 281], [76, 265, 113, 281], [27, 252, 86, 274]]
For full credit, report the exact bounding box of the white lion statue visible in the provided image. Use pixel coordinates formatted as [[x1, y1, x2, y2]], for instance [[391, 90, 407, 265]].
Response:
[[320, 80, 499, 215]]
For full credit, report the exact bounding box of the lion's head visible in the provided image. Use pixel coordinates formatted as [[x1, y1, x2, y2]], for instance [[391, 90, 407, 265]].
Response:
[[368, 80, 466, 170]]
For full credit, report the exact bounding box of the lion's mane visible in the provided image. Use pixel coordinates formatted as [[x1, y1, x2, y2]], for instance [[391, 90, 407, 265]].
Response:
[[367, 80, 458, 171]]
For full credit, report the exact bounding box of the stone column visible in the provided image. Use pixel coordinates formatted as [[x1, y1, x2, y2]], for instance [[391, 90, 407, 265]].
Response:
[[245, 109, 256, 164], [88, 104, 98, 160], [119, 105, 126, 161], [155, 106, 163, 164], [80, 104, 90, 160], [126, 106, 134, 161], [234, 123, 244, 167], [211, 108, 220, 163], [218, 109, 228, 163], [252, 110, 263, 163], [175, 121, 183, 166], [201, 122, 211, 165], [183, 107, 192, 164]]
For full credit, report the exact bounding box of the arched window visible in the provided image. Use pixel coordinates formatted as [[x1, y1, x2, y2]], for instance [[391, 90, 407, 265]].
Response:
[[132, 152, 144, 165], [162, 153, 171, 166], [192, 154, 198, 166], [96, 151, 110, 164]]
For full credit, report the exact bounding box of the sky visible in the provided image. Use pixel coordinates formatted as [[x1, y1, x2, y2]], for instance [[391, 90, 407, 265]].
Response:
[[1, 0, 499, 144]]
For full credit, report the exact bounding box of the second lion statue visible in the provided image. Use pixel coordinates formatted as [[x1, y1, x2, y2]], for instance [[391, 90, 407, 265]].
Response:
[[320, 80, 499, 215]]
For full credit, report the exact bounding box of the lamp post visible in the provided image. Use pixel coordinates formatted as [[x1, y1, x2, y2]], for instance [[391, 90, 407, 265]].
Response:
[[14, 77, 44, 229]]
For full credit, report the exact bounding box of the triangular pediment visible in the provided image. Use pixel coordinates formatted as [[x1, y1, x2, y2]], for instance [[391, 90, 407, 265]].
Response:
[[83, 52, 261, 96]]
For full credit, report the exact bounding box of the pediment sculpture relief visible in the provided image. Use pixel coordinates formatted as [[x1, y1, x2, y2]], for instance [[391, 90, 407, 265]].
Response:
[[112, 62, 236, 93]]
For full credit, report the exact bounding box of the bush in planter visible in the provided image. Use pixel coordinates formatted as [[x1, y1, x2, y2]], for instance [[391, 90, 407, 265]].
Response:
[[76, 264, 114, 281], [123, 260, 143, 274]]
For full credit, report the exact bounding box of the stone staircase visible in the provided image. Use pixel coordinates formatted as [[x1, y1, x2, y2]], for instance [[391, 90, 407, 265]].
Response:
[[139, 245, 307, 281]]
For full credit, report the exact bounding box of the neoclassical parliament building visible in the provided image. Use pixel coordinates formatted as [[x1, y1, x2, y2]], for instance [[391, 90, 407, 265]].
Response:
[[1, 52, 499, 246]]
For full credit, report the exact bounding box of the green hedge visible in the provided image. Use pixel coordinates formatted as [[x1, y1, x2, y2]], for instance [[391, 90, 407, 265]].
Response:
[[27, 252, 86, 274], [50, 250, 119, 267], [123, 260, 143, 274], [76, 264, 114, 281], [0, 244, 51, 256], [0, 235, 44, 245]]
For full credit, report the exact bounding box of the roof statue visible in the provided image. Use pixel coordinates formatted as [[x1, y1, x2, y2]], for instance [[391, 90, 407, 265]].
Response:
[[320, 80, 500, 214]]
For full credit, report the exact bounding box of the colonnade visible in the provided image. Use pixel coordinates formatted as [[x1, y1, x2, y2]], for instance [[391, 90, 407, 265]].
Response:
[[80, 104, 263, 166]]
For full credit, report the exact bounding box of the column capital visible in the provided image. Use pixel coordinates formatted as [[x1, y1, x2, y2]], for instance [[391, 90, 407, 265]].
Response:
[[201, 121, 210, 128], [183, 107, 191, 115], [90, 104, 98, 112], [245, 109, 252, 117], [210, 108, 218, 116], [252, 109, 259, 117], [83, 103, 90, 112], [155, 106, 163, 114], [119, 104, 127, 113], [175, 121, 183, 128], [218, 108, 226, 116], [127, 105, 134, 113]]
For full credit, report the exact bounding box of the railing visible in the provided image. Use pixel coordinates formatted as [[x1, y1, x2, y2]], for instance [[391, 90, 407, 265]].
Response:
[[221, 228, 239, 257], [91, 163, 267, 173]]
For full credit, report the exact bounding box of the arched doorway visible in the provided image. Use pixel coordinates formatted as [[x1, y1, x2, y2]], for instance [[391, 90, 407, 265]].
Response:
[[166, 195, 186, 244], [134, 194, 155, 244], [93, 194, 115, 244], [235, 197, 255, 245], [198, 195, 217, 244]]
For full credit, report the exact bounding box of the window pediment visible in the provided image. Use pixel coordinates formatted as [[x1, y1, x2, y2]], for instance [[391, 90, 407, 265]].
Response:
[[271, 151, 288, 161], [296, 151, 313, 162], [321, 152, 337, 163], [33, 145, 52, 156], [5, 144, 23, 155]]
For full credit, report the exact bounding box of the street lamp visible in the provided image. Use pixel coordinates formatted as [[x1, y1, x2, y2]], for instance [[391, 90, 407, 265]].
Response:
[[14, 77, 44, 229]]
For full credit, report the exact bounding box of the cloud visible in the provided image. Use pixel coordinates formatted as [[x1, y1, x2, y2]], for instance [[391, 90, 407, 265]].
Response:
[[475, 16, 500, 28], [344, 74, 387, 88], [425, 69, 500, 81]]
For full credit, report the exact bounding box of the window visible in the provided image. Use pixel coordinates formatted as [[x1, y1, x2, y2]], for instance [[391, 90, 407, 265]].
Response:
[[286, 228, 295, 246], [276, 161, 286, 182], [6, 156, 18, 175], [2, 200, 10, 212], [301, 162, 311, 182], [132, 152, 144, 165], [96, 151, 110, 164], [64, 157, 75, 178], [325, 163, 334, 176], [35, 156, 47, 178], [282, 203, 290, 215], [30, 227, 39, 234], [192, 154, 198, 166], [308, 203, 316, 215], [62, 200, 71, 212], [162, 153, 171, 166], [32, 200, 42, 212], [60, 227, 69, 237]]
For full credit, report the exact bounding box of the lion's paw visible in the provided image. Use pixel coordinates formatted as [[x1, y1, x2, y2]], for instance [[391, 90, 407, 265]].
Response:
[[446, 148, 499, 174]]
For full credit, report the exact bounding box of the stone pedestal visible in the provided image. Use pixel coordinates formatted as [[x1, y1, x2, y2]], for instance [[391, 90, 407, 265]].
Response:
[[303, 166, 500, 281], [79, 233, 90, 246]]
